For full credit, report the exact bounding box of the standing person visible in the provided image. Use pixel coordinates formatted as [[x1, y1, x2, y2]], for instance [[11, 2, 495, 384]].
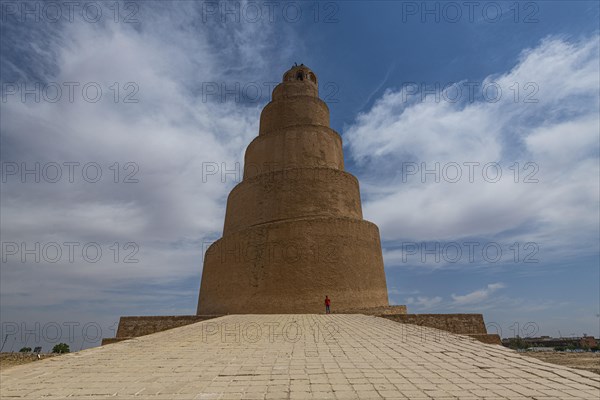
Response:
[[324, 296, 331, 314]]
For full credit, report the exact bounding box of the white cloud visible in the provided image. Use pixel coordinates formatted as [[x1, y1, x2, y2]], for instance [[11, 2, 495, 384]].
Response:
[[405, 295, 443, 310], [345, 36, 600, 262], [451, 282, 505, 305], [388, 287, 419, 296], [396, 281, 566, 327], [0, 3, 297, 321], [402, 283, 506, 312]]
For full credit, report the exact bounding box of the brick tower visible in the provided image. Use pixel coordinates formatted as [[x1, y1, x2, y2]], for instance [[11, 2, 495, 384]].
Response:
[[197, 65, 389, 314]]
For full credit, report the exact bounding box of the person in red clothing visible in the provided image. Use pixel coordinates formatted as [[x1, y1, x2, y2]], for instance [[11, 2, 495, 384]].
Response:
[[324, 295, 331, 314]]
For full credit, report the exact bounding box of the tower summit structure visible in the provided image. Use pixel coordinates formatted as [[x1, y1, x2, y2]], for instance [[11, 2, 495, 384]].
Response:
[[197, 65, 389, 314]]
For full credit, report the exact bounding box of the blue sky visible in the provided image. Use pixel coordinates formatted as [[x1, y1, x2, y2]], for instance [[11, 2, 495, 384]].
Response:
[[1, 1, 598, 350]]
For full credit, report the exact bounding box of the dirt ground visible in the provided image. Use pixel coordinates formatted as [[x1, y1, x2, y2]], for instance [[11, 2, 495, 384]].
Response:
[[0, 353, 61, 371], [522, 351, 600, 375]]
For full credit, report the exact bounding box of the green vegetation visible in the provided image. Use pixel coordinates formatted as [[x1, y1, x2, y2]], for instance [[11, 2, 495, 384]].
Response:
[[506, 337, 531, 350], [51, 343, 70, 354], [18, 347, 32, 353]]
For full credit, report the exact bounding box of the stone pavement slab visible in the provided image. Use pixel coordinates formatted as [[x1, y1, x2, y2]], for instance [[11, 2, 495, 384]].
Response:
[[1, 315, 598, 399]]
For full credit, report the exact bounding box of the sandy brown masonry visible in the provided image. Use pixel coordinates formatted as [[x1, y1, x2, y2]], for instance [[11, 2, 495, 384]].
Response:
[[197, 65, 390, 314]]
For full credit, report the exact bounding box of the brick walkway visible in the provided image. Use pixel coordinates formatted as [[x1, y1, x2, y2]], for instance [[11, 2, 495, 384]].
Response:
[[1, 315, 598, 399]]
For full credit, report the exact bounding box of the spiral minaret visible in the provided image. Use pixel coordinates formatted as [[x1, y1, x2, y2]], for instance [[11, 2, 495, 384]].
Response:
[[197, 65, 389, 314]]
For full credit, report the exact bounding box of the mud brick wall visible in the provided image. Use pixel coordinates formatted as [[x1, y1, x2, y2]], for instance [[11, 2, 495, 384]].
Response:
[[467, 334, 502, 345], [336, 305, 407, 315], [381, 314, 487, 335], [115, 315, 222, 338], [198, 65, 389, 314]]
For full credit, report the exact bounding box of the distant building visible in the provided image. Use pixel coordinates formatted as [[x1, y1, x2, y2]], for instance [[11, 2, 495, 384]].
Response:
[[528, 347, 555, 352], [502, 335, 597, 349], [580, 335, 597, 348]]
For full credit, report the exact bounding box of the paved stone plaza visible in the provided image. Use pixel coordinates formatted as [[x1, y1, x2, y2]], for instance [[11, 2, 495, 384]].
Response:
[[1, 315, 599, 399]]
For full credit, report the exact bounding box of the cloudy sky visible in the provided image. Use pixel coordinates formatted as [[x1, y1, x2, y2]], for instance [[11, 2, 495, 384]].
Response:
[[1, 1, 598, 350]]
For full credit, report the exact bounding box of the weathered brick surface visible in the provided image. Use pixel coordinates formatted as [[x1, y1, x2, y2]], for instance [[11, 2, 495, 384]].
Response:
[[381, 313, 488, 334], [224, 168, 362, 235], [467, 333, 503, 345], [114, 315, 221, 338], [100, 337, 131, 345], [243, 126, 344, 179], [198, 217, 389, 314], [198, 65, 389, 314], [337, 305, 408, 315], [259, 96, 330, 135]]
